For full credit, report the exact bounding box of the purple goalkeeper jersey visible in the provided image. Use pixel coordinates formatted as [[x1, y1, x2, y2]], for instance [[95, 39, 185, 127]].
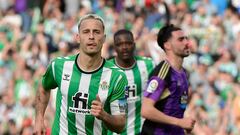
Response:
[[141, 61, 189, 135]]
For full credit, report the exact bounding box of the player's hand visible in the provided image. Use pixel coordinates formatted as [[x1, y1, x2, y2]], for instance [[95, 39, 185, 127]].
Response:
[[91, 95, 106, 120], [33, 117, 46, 135], [179, 118, 196, 131]]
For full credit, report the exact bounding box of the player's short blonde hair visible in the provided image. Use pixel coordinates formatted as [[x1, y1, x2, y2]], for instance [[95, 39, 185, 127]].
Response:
[[78, 14, 105, 32]]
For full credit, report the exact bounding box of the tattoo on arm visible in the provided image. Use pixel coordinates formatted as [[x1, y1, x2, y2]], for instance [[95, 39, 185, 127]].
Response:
[[35, 86, 50, 117]]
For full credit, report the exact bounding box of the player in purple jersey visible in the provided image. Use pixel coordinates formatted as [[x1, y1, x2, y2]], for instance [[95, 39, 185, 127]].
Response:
[[141, 24, 196, 135]]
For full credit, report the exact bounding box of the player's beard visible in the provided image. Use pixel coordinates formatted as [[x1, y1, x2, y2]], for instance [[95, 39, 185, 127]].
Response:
[[177, 48, 191, 58]]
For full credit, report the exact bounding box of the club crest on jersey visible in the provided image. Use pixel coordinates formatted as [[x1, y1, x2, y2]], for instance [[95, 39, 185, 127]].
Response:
[[146, 80, 158, 93], [100, 81, 109, 90]]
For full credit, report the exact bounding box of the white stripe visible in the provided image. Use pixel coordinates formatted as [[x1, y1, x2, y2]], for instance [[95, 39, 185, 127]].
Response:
[[93, 67, 112, 135], [64, 56, 70, 59], [76, 73, 92, 135], [137, 61, 148, 91], [137, 60, 148, 132], [59, 61, 74, 135], [52, 61, 56, 80], [125, 70, 135, 135]]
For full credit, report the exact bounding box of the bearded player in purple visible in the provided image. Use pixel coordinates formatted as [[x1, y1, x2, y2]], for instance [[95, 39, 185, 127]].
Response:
[[141, 24, 196, 135]]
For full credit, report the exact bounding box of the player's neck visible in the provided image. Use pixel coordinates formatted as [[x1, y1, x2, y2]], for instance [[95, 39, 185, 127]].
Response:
[[115, 57, 136, 70], [77, 53, 103, 72], [166, 55, 183, 71]]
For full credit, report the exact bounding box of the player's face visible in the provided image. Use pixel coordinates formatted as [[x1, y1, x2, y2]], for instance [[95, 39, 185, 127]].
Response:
[[114, 34, 135, 61], [169, 30, 190, 58], [77, 18, 106, 56]]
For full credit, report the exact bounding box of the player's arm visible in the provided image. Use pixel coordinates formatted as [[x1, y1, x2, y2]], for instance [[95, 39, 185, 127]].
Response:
[[142, 97, 195, 130], [142, 61, 195, 130], [91, 95, 125, 133], [102, 113, 125, 133], [34, 85, 51, 135], [34, 61, 58, 135], [91, 73, 127, 133], [141, 76, 195, 131]]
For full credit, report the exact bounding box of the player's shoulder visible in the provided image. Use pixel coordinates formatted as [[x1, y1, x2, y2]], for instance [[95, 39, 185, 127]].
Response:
[[149, 60, 171, 80], [106, 57, 115, 64], [135, 56, 153, 62], [51, 54, 77, 64], [104, 60, 127, 81], [104, 60, 124, 73]]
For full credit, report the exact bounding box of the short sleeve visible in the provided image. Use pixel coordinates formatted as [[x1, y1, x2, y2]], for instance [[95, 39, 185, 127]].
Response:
[[110, 73, 128, 115], [144, 76, 166, 102], [42, 61, 58, 90]]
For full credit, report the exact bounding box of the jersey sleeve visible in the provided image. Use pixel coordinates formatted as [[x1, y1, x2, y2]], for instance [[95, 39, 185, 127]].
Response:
[[144, 76, 166, 102], [109, 73, 128, 115], [42, 61, 58, 90], [144, 61, 171, 102]]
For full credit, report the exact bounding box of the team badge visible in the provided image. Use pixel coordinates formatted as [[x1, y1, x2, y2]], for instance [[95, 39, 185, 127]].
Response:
[[146, 80, 158, 93], [180, 91, 188, 109], [100, 81, 109, 90]]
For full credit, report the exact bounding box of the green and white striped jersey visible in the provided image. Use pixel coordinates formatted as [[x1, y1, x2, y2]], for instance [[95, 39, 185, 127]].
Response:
[[108, 56, 155, 135], [42, 54, 128, 135]]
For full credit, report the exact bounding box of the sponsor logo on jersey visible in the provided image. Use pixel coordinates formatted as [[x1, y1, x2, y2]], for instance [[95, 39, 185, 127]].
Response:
[[69, 107, 91, 114], [127, 96, 140, 103], [69, 92, 91, 114], [126, 84, 140, 103], [146, 79, 158, 93], [128, 84, 137, 97], [180, 91, 188, 109], [124, 86, 130, 98]]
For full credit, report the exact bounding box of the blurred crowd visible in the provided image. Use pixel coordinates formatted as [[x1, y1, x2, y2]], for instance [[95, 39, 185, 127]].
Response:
[[0, 0, 240, 134]]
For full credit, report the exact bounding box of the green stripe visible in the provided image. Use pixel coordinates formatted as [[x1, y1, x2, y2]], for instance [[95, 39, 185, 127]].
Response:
[[101, 126, 108, 135], [52, 90, 62, 135], [133, 65, 142, 135], [86, 69, 103, 135], [67, 65, 80, 135], [52, 61, 64, 135]]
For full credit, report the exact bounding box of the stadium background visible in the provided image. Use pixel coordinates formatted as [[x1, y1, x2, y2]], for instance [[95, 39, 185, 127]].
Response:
[[0, 0, 240, 134]]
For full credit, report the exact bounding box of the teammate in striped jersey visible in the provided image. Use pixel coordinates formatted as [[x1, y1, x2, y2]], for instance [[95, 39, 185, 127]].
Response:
[[108, 29, 155, 135], [141, 24, 196, 135], [34, 14, 128, 135]]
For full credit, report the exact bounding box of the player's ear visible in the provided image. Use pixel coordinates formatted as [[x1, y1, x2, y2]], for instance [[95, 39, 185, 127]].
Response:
[[164, 42, 171, 50], [102, 34, 106, 43], [133, 42, 136, 50], [74, 33, 80, 43]]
